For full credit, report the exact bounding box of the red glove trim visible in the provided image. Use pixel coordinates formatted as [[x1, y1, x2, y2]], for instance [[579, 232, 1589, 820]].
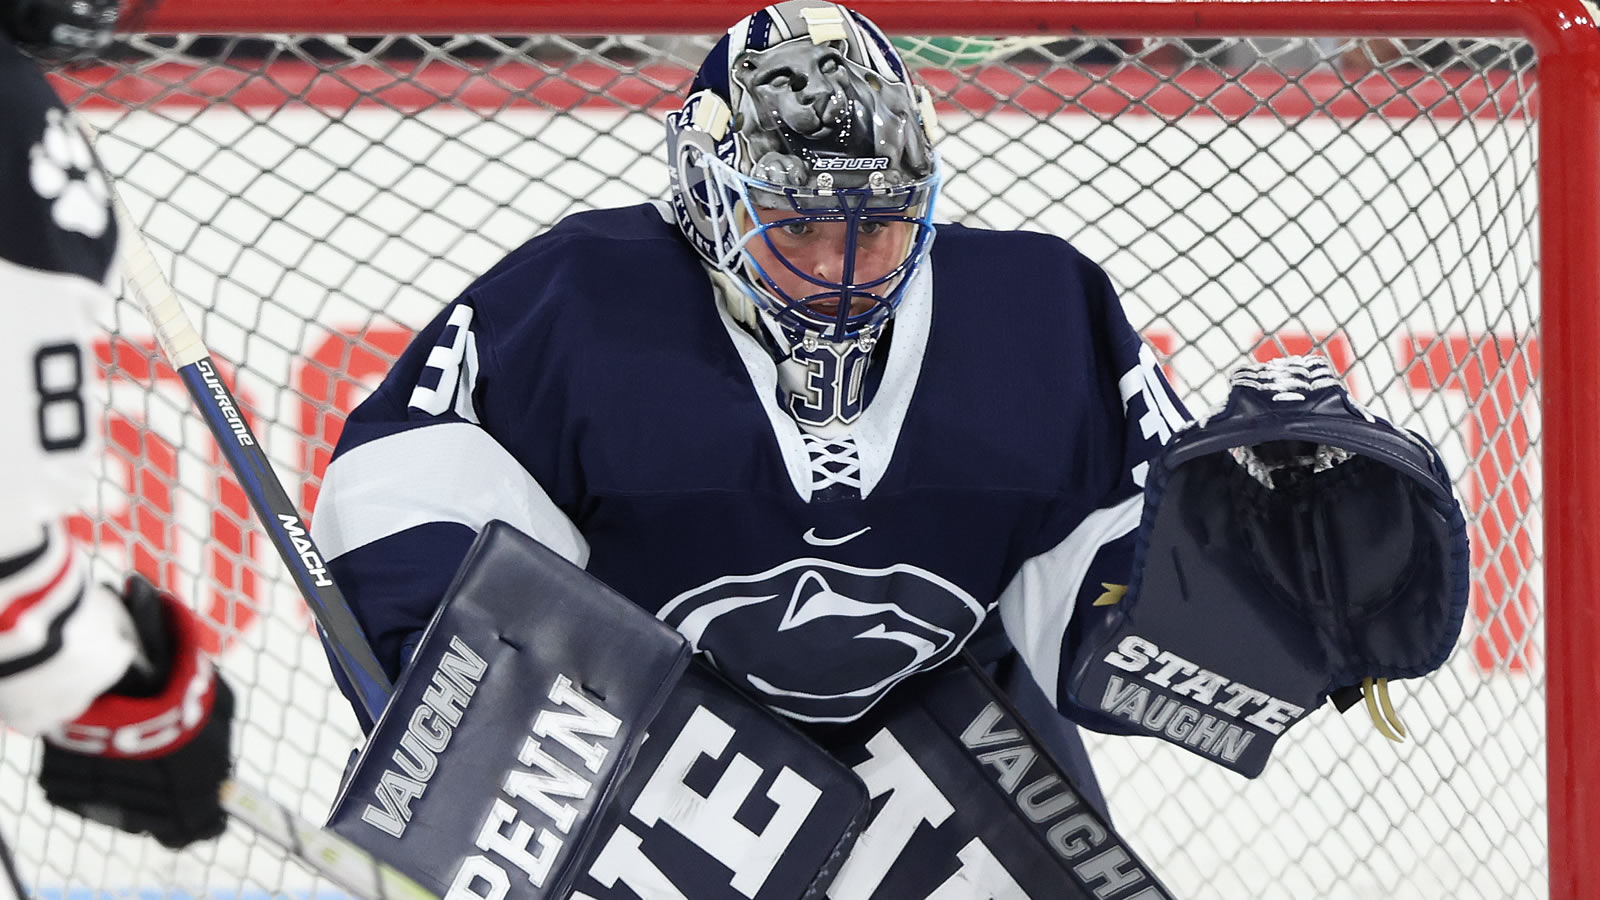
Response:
[[48, 594, 219, 760]]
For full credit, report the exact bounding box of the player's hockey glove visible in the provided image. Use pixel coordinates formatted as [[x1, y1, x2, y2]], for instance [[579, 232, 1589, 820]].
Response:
[[1067, 355, 1469, 777], [38, 574, 233, 848]]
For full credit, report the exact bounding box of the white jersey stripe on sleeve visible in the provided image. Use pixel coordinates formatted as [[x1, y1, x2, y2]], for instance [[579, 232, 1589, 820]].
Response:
[[0, 523, 81, 662], [0, 522, 137, 734], [311, 421, 589, 568], [0, 578, 138, 734], [996, 493, 1143, 700], [0, 542, 69, 620]]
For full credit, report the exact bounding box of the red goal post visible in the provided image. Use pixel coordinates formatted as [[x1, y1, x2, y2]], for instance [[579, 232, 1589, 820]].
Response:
[[22, 1, 1599, 899]]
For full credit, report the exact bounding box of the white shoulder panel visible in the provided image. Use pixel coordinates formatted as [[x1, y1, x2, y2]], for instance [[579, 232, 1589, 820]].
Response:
[[996, 492, 1144, 699], [311, 421, 590, 567]]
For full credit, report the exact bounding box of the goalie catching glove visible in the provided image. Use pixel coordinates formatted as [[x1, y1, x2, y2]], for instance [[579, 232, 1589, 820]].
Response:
[[39, 574, 233, 849], [1067, 355, 1469, 777]]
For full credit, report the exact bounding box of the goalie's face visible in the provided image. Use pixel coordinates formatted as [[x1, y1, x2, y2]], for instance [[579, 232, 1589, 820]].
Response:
[[740, 201, 921, 337], [720, 174, 937, 345]]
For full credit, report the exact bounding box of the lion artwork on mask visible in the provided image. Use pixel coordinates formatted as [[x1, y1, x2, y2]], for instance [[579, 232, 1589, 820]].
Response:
[[731, 39, 932, 188]]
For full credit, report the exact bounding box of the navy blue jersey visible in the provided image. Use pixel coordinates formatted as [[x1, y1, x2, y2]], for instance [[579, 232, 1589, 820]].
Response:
[[314, 201, 1188, 745]]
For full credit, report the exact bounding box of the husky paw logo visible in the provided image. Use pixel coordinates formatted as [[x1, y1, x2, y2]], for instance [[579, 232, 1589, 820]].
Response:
[[30, 109, 109, 239]]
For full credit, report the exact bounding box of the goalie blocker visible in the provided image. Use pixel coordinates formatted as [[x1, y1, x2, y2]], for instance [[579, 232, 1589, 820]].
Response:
[[1067, 355, 1470, 777]]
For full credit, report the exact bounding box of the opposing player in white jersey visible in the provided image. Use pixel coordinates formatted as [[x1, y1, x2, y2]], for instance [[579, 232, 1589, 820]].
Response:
[[0, 0, 233, 892]]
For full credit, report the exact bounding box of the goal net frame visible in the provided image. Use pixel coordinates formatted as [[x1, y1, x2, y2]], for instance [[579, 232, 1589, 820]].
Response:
[[18, 0, 1598, 898]]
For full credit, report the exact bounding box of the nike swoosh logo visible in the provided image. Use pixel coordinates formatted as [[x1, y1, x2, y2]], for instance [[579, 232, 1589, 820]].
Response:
[[803, 526, 872, 547]]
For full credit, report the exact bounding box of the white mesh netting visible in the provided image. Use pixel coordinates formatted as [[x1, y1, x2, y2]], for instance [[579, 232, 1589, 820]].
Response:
[[1, 26, 1546, 900]]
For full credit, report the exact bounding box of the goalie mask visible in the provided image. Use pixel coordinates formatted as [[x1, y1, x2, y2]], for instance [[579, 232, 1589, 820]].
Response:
[[2, 0, 149, 62], [667, 0, 942, 347]]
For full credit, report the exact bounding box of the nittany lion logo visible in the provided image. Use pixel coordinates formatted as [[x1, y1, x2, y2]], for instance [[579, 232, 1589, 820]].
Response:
[[659, 558, 985, 723]]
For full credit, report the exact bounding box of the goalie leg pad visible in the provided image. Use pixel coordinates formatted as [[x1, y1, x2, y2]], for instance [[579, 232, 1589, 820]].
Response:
[[327, 521, 693, 899], [819, 655, 1177, 900], [327, 521, 869, 900], [572, 662, 868, 900]]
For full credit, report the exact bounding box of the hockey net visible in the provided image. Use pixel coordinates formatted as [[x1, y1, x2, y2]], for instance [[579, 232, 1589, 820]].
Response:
[[9, 1, 1592, 898]]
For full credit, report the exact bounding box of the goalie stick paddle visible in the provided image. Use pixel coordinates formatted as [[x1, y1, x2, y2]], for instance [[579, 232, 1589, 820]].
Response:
[[109, 190, 393, 722]]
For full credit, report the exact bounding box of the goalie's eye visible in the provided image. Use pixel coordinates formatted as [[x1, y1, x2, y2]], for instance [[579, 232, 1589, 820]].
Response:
[[774, 220, 887, 240]]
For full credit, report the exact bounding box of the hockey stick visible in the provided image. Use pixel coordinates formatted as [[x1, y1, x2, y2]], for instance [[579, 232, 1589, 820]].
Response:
[[222, 780, 433, 900], [111, 190, 392, 721], [106, 187, 426, 897]]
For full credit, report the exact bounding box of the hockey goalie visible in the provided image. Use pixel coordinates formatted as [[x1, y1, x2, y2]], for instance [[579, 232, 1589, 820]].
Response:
[[307, 2, 1471, 897]]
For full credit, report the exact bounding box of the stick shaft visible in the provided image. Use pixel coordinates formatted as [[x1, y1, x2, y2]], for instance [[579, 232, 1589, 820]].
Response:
[[221, 778, 436, 900], [112, 191, 393, 720], [94, 134, 416, 899]]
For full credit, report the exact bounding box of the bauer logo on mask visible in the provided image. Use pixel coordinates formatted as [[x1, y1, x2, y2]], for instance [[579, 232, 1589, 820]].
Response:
[[659, 559, 985, 723], [731, 35, 932, 189]]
